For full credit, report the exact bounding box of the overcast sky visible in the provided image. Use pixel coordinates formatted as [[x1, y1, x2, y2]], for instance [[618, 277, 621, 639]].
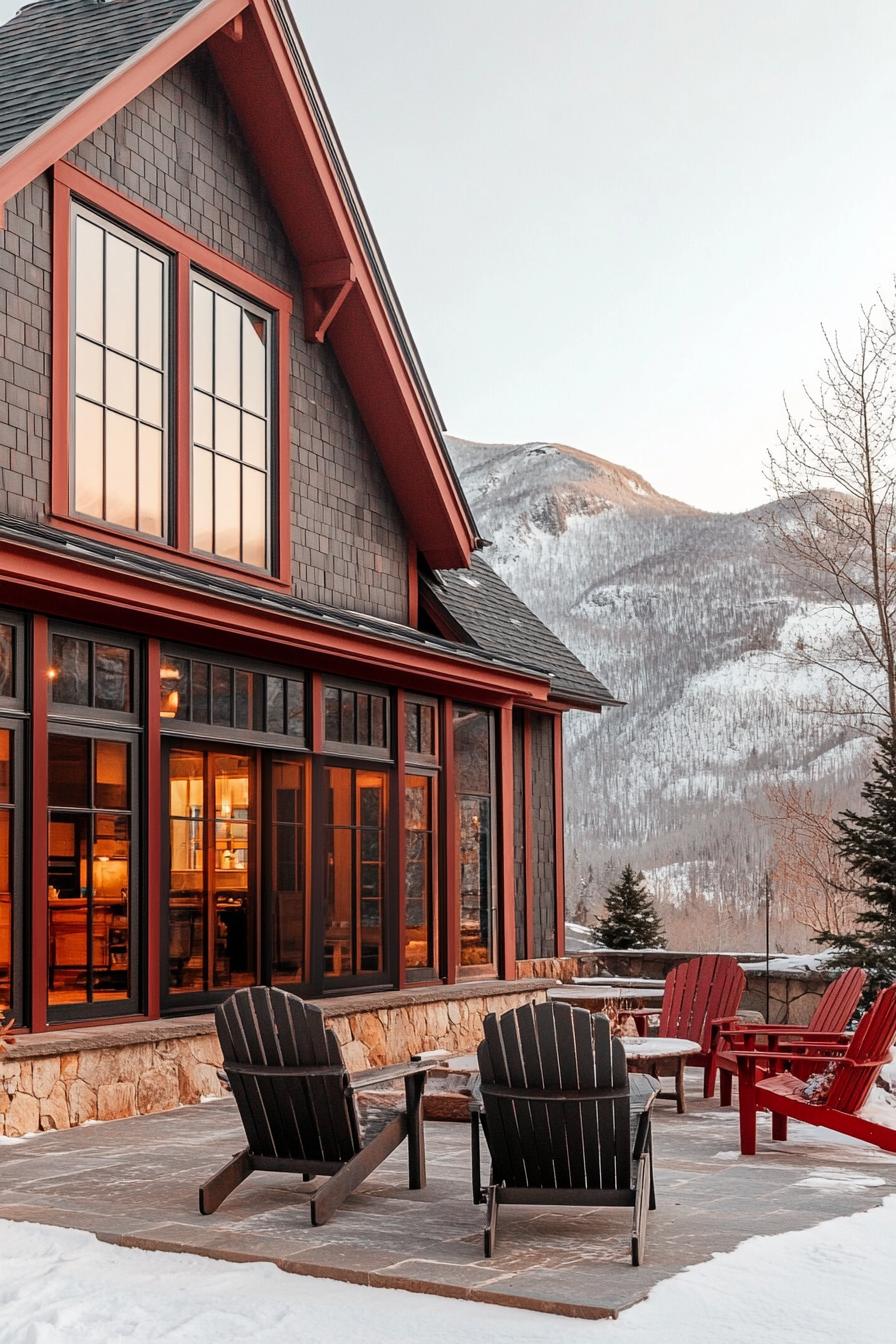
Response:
[[293, 0, 896, 512], [5, 0, 896, 511]]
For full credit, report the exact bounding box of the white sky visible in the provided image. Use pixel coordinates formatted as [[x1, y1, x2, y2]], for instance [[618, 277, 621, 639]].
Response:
[[293, 0, 896, 512], [4, 0, 896, 511]]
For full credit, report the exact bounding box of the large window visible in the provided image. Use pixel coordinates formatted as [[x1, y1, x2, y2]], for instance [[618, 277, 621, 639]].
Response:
[[47, 731, 135, 1012], [57, 165, 292, 581], [71, 205, 168, 539], [160, 649, 304, 744], [324, 681, 390, 756], [324, 767, 387, 980], [454, 706, 496, 970], [166, 748, 257, 997], [191, 276, 271, 569]]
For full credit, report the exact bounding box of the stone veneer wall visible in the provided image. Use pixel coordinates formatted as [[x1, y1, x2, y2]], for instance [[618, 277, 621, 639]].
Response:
[[0, 981, 550, 1138]]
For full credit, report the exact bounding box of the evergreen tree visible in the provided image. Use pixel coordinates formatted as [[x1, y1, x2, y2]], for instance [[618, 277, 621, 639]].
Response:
[[821, 736, 896, 1001], [595, 864, 665, 949]]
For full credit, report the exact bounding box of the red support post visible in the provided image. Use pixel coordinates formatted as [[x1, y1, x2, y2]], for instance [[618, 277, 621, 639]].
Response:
[[522, 710, 533, 961], [442, 697, 458, 983], [395, 688, 407, 990], [145, 639, 162, 1020], [498, 703, 516, 981], [30, 615, 49, 1033], [553, 714, 566, 959]]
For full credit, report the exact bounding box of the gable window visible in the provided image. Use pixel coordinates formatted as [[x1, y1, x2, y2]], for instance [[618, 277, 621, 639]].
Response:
[[54, 163, 292, 584], [191, 276, 271, 569], [71, 205, 168, 540]]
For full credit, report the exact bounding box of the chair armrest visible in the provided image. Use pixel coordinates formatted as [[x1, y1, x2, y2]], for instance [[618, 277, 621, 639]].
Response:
[[733, 1046, 849, 1066], [348, 1060, 430, 1091]]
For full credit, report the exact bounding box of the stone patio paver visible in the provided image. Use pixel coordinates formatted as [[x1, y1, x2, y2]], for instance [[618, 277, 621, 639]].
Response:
[[1, 1077, 894, 1319]]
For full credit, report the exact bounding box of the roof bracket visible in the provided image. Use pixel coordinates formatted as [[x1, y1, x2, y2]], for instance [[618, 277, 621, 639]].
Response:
[[223, 14, 244, 42], [303, 258, 355, 343]]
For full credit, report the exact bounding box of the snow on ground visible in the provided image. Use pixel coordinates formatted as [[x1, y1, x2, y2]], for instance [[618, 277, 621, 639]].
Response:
[[3, 1194, 896, 1344]]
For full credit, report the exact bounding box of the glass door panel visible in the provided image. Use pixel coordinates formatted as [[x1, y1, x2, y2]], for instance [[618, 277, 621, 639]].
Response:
[[270, 759, 307, 984], [405, 774, 436, 973], [166, 746, 257, 998], [324, 766, 387, 982]]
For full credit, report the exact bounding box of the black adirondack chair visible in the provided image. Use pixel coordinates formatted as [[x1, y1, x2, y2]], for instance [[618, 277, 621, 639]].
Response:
[[199, 986, 428, 1226], [471, 1001, 659, 1263]]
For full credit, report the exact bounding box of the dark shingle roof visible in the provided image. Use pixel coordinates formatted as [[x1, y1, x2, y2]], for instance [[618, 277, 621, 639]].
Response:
[[429, 554, 618, 710], [0, 0, 203, 160]]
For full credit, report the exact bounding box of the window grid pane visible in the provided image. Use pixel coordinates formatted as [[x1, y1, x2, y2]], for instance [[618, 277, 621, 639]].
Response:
[[72, 207, 168, 541], [190, 277, 271, 570]]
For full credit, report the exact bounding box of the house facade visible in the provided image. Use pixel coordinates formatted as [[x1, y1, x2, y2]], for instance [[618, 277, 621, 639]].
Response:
[[0, 0, 613, 1035]]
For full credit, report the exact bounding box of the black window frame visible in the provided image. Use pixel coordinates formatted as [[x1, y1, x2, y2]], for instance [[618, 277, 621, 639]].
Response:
[[322, 677, 392, 761], [159, 643, 308, 750], [0, 714, 24, 1028], [48, 621, 142, 728]]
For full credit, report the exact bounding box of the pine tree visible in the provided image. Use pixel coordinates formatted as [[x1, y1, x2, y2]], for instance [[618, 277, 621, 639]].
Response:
[[821, 735, 896, 1000], [595, 864, 665, 949]]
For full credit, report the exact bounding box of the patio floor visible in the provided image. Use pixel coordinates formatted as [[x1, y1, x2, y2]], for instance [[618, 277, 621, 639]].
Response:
[[1, 1077, 894, 1320]]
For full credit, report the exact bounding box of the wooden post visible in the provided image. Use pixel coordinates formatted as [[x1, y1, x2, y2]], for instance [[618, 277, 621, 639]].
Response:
[[395, 688, 407, 989], [30, 615, 49, 1033], [145, 639, 162, 1020], [442, 697, 458, 983], [498, 703, 516, 981], [553, 714, 566, 960], [522, 710, 533, 961]]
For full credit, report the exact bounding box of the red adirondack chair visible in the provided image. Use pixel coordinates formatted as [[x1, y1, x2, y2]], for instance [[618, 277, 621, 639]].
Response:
[[716, 966, 867, 1106], [631, 955, 746, 1098], [735, 983, 896, 1156]]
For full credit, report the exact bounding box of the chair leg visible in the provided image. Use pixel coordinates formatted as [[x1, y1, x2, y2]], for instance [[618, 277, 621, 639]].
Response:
[[738, 1060, 758, 1156], [471, 1108, 484, 1204], [719, 1068, 733, 1108], [771, 1111, 788, 1142], [199, 1147, 252, 1215], [703, 1060, 717, 1099], [631, 1150, 651, 1266], [311, 1117, 405, 1227], [404, 1070, 426, 1190], [676, 1058, 687, 1114], [483, 1183, 499, 1258], [648, 1129, 657, 1210]]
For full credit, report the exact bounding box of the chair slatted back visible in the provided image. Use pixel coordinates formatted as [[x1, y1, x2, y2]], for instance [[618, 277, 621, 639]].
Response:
[[808, 967, 866, 1034], [659, 955, 745, 1053], [827, 984, 896, 1116], [216, 986, 361, 1164], [478, 1000, 632, 1192]]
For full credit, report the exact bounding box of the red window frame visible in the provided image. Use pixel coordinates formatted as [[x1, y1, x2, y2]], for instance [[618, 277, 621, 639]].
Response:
[[51, 161, 293, 589]]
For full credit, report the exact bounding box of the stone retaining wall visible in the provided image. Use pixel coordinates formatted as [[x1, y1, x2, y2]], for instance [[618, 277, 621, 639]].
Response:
[[0, 980, 550, 1138]]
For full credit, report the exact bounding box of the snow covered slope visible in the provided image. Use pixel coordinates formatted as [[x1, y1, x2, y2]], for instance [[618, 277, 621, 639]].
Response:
[[448, 437, 868, 930]]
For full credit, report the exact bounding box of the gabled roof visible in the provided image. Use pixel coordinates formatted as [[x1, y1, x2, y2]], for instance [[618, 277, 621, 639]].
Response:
[[0, 0, 479, 569], [0, 0, 201, 158], [427, 555, 619, 711]]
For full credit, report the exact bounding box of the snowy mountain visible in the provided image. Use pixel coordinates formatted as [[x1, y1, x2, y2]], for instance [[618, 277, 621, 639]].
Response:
[[448, 437, 870, 942]]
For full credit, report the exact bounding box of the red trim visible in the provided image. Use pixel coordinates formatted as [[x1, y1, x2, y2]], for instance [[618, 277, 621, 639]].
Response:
[[0, 541, 554, 705], [441, 697, 458, 983], [522, 711, 534, 961], [145, 639, 162, 1019], [395, 688, 407, 991], [29, 616, 50, 1033], [553, 715, 566, 959], [498, 703, 516, 981], [50, 163, 293, 588], [406, 539, 419, 628], [308, 672, 325, 752]]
